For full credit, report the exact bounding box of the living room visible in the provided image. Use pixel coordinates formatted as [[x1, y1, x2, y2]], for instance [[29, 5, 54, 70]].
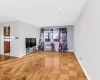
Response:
[[1, 0, 100, 80], [0, 19, 86, 80]]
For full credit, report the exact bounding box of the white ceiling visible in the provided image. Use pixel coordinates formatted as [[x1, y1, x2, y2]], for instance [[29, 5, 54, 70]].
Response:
[[0, 0, 87, 27]]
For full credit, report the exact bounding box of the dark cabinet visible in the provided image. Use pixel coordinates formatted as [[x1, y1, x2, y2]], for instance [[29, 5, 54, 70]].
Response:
[[8, 27, 10, 36], [4, 27, 10, 36], [4, 27, 6, 36], [4, 42, 10, 53], [4, 26, 10, 53]]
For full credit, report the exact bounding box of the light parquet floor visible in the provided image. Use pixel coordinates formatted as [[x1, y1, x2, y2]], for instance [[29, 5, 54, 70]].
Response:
[[0, 51, 87, 80]]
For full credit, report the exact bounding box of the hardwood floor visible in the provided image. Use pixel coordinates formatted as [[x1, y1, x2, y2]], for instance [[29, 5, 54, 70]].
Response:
[[0, 51, 87, 80], [0, 55, 17, 62]]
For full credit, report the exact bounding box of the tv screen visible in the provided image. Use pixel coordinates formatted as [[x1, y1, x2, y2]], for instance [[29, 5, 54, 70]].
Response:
[[30, 38, 36, 47], [26, 38, 30, 48]]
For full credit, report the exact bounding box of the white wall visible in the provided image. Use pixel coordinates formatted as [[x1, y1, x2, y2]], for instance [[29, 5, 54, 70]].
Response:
[[74, 0, 100, 80], [0, 21, 21, 57], [67, 25, 73, 51], [19, 21, 40, 56], [0, 26, 3, 54], [0, 21, 40, 57]]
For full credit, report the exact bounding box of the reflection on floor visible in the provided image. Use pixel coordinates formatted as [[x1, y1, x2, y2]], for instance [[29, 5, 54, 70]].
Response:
[[0, 54, 17, 62], [4, 52, 10, 56], [0, 51, 87, 80]]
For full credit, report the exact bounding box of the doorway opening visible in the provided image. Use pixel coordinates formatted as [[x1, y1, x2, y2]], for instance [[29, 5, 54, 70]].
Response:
[[4, 26, 10, 56]]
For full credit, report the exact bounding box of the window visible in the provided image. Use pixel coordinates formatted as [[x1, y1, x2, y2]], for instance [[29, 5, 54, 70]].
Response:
[[53, 29, 59, 42], [44, 31, 50, 42], [44, 29, 59, 42]]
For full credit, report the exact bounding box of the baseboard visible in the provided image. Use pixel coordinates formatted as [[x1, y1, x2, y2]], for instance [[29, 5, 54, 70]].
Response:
[[68, 50, 74, 52], [74, 53, 91, 80]]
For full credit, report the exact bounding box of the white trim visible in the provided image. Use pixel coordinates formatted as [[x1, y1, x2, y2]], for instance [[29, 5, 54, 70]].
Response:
[[19, 55, 24, 57], [68, 50, 74, 52], [75, 53, 91, 80]]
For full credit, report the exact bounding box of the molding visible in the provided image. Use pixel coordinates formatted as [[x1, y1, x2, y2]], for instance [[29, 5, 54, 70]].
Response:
[[68, 50, 74, 52], [74, 53, 91, 80], [19, 55, 24, 57]]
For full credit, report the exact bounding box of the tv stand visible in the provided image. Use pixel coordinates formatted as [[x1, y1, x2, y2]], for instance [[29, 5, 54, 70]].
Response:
[[26, 46, 36, 55]]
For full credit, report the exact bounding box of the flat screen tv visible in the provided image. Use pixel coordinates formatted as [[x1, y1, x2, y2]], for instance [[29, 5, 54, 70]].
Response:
[[25, 38, 30, 48], [30, 38, 36, 47]]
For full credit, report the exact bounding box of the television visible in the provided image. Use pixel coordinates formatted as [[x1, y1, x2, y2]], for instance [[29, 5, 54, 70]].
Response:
[[30, 38, 36, 47], [25, 38, 30, 48], [25, 38, 36, 48]]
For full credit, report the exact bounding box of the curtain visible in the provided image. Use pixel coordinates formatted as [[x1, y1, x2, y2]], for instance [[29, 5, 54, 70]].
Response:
[[50, 29, 55, 51], [40, 29, 44, 50], [59, 28, 68, 52]]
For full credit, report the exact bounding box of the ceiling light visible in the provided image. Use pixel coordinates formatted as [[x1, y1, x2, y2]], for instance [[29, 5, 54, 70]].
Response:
[[59, 8, 63, 10]]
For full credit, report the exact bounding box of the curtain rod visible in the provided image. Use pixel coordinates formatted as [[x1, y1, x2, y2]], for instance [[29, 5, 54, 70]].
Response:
[[40, 25, 73, 29]]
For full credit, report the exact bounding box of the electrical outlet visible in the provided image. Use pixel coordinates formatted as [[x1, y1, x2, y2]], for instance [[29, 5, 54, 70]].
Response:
[[79, 57, 82, 60]]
